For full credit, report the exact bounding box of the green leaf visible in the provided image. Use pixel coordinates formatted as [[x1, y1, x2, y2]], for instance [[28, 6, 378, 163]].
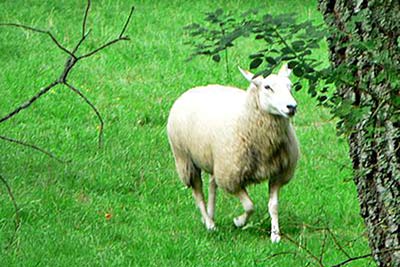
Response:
[[291, 40, 305, 52], [264, 37, 274, 44], [294, 83, 302, 91], [249, 53, 264, 59], [212, 54, 221, 62], [293, 66, 304, 77], [321, 86, 329, 93], [281, 46, 292, 54], [281, 55, 295, 61], [318, 95, 328, 102], [250, 58, 263, 69], [288, 60, 299, 69], [265, 57, 276, 65]]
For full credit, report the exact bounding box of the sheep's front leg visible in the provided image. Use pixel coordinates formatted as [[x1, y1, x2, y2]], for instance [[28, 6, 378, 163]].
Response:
[[233, 189, 254, 227], [268, 183, 281, 243], [207, 175, 217, 220], [192, 178, 216, 231]]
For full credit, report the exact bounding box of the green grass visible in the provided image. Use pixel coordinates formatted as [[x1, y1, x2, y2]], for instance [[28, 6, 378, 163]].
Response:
[[0, 0, 370, 266]]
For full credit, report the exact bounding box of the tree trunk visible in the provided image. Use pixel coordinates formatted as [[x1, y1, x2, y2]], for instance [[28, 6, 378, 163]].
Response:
[[318, 0, 400, 266]]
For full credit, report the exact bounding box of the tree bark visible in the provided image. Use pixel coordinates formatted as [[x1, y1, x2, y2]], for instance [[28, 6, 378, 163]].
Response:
[[318, 0, 400, 266]]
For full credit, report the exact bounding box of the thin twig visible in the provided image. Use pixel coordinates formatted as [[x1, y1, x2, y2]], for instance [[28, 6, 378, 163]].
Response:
[[325, 228, 351, 258], [0, 174, 21, 241], [331, 247, 400, 267], [71, 0, 92, 54], [273, 27, 299, 59], [72, 30, 91, 55], [283, 233, 325, 267], [0, 81, 59, 124], [331, 254, 371, 267], [257, 251, 297, 262], [119, 6, 135, 38], [0, 23, 75, 58], [82, 0, 91, 38], [64, 82, 104, 148], [78, 36, 129, 60], [296, 223, 352, 258], [78, 5, 134, 59], [319, 153, 352, 172], [319, 230, 328, 264], [0, 135, 64, 163]]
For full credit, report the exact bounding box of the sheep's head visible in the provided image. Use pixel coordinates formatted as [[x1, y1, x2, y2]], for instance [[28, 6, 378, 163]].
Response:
[[239, 64, 297, 118]]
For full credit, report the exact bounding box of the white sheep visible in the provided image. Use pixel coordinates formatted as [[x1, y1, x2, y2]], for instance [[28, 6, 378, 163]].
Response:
[[167, 64, 299, 243]]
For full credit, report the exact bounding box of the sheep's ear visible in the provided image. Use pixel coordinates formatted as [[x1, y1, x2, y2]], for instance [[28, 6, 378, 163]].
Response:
[[238, 67, 263, 86], [278, 63, 292, 78]]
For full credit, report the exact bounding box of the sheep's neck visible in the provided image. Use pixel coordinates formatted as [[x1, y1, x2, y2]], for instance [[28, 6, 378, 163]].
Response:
[[239, 86, 289, 144]]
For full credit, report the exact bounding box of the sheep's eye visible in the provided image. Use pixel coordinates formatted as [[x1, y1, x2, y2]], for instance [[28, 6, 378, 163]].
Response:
[[264, 85, 274, 92]]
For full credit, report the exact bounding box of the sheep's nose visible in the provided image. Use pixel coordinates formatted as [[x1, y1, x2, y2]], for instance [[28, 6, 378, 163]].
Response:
[[287, 104, 297, 116]]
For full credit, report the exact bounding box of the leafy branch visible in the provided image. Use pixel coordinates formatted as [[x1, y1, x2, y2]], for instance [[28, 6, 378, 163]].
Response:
[[184, 8, 400, 137], [185, 10, 326, 95]]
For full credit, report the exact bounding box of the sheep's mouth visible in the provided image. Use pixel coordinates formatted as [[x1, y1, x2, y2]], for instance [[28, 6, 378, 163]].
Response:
[[281, 106, 297, 117], [287, 110, 296, 117], [277, 110, 295, 118]]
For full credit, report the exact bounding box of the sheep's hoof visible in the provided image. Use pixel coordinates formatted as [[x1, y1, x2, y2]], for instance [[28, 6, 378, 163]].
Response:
[[271, 232, 281, 243], [202, 217, 216, 231], [205, 220, 216, 231], [233, 215, 247, 228]]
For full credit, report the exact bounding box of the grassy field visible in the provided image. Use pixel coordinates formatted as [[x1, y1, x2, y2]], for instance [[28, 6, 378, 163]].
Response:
[[0, 0, 370, 266]]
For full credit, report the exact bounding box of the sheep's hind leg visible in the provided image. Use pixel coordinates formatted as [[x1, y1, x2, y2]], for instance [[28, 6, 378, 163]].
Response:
[[233, 188, 254, 228], [192, 177, 216, 231], [268, 183, 281, 243], [207, 175, 217, 220]]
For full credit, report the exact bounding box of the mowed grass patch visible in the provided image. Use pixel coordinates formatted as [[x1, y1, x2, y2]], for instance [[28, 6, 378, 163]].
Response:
[[0, 0, 370, 266]]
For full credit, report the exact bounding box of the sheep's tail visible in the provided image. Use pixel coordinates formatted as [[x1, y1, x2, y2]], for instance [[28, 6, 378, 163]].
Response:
[[172, 152, 201, 188]]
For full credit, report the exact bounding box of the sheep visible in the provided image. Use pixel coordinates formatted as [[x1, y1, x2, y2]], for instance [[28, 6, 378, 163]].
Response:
[[167, 64, 299, 243]]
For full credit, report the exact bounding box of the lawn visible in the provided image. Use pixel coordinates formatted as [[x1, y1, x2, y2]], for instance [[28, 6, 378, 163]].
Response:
[[0, 0, 370, 266]]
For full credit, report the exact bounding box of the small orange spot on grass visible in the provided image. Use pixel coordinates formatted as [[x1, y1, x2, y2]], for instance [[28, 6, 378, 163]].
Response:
[[105, 213, 112, 220]]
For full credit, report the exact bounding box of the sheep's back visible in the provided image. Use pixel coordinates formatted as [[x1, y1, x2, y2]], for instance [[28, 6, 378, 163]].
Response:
[[167, 85, 245, 173]]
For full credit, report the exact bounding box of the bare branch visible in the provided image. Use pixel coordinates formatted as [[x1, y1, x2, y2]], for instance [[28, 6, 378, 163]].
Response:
[[78, 6, 134, 60], [119, 6, 135, 38], [0, 174, 21, 242], [0, 81, 59, 124], [58, 57, 78, 83], [0, 135, 64, 163], [64, 83, 104, 148], [1, 3, 135, 151], [0, 23, 75, 58]]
